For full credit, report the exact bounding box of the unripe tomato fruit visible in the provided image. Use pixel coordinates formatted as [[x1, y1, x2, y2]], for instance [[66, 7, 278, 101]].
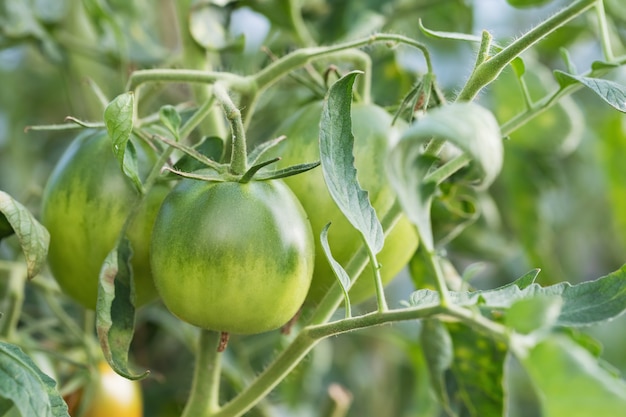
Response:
[[270, 102, 419, 303], [41, 130, 168, 309], [65, 361, 143, 417], [150, 179, 314, 334]]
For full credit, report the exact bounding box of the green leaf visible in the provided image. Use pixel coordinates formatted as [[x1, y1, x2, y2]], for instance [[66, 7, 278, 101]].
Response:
[[447, 322, 508, 416], [420, 319, 453, 413], [553, 71, 626, 113], [505, 296, 562, 335], [511, 269, 541, 290], [0, 342, 69, 417], [165, 136, 225, 173], [320, 71, 384, 255], [247, 136, 286, 167], [0, 191, 50, 279], [417, 19, 525, 75], [591, 60, 621, 70], [96, 237, 148, 381], [165, 167, 226, 183], [253, 161, 320, 181], [159, 105, 182, 139], [418, 19, 484, 44], [320, 223, 352, 317], [104, 92, 143, 192], [388, 102, 502, 250], [410, 265, 626, 327], [519, 335, 626, 417]]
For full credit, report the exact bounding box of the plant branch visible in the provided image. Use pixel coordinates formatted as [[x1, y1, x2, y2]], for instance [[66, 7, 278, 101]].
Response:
[[365, 241, 388, 313], [595, 0, 615, 62], [215, 297, 512, 416], [309, 201, 406, 326], [501, 53, 626, 136], [456, 0, 598, 101], [126, 69, 251, 92], [213, 83, 248, 175], [126, 33, 431, 102], [182, 330, 223, 417], [254, 33, 432, 91]]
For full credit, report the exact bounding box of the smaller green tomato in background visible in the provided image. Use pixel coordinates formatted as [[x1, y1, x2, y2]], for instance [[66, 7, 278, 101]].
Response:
[[150, 179, 314, 334], [269, 101, 419, 304], [41, 130, 169, 309]]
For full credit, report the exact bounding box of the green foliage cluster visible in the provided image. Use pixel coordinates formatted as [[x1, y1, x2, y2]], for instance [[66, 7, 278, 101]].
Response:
[[1, 1, 626, 417]]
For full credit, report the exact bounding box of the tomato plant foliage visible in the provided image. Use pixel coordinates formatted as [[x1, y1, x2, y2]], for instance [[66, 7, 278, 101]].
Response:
[[1, 0, 626, 417]]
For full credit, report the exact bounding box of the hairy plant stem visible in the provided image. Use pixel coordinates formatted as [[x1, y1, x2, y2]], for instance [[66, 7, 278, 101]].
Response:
[[212, 83, 248, 175], [501, 53, 626, 136], [365, 238, 388, 313], [456, 0, 599, 101], [181, 330, 223, 417], [126, 33, 432, 98], [215, 298, 512, 417]]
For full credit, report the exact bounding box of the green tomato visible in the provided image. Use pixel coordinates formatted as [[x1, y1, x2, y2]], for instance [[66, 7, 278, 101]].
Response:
[[269, 101, 419, 303], [150, 179, 314, 334], [41, 130, 168, 309]]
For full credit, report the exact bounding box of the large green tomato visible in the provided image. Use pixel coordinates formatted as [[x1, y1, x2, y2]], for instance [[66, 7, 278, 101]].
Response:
[[269, 101, 419, 303], [150, 179, 314, 334], [41, 130, 168, 309]]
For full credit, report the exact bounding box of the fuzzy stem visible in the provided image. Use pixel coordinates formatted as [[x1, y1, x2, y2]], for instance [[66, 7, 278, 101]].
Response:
[[456, 0, 598, 101], [181, 330, 223, 417], [212, 83, 247, 175], [365, 240, 388, 313]]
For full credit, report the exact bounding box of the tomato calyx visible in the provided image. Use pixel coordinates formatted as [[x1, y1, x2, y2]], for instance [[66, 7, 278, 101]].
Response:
[[160, 133, 319, 184]]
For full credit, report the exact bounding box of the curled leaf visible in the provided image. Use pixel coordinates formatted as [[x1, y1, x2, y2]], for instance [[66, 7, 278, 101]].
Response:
[[96, 238, 149, 380], [0, 191, 50, 279]]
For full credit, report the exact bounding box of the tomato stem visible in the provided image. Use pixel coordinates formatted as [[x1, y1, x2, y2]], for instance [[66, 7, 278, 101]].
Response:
[[213, 83, 248, 176], [456, 0, 598, 101], [182, 330, 223, 417], [595, 0, 615, 63], [365, 238, 388, 313], [500, 53, 626, 137]]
